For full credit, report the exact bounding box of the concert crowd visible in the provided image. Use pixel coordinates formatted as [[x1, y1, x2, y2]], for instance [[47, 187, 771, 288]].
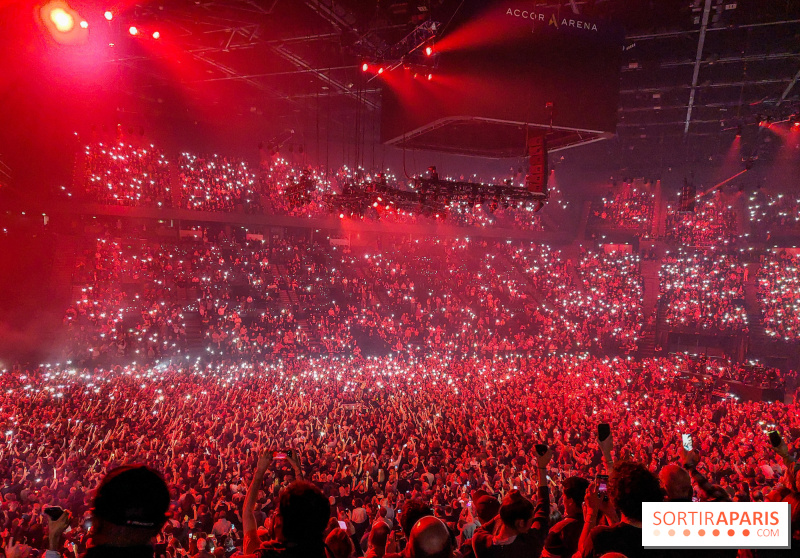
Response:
[[4, 143, 799, 558]]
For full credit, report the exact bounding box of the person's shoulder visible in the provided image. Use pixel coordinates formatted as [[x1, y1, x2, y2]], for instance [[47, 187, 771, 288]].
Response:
[[549, 515, 581, 534]]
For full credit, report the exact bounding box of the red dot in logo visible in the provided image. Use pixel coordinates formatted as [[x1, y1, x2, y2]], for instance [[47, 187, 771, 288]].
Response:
[[743, 530, 750, 537], [698, 529, 706, 537], [728, 529, 735, 537], [713, 529, 720, 537], [683, 529, 691, 537]]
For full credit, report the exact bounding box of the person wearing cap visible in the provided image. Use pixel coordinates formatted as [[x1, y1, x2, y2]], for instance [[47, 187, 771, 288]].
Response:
[[45, 465, 171, 558]]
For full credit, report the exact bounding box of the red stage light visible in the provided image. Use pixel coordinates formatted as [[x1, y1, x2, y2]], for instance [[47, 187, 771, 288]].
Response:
[[50, 8, 74, 32], [427, 73, 433, 80], [425, 45, 433, 56], [129, 26, 138, 36], [152, 31, 160, 39], [378, 67, 384, 75], [79, 20, 88, 29], [361, 62, 369, 72], [104, 11, 113, 21], [339, 213, 345, 219]]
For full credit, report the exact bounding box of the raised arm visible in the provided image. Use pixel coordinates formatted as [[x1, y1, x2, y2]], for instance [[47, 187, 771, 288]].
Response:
[[243, 449, 271, 554]]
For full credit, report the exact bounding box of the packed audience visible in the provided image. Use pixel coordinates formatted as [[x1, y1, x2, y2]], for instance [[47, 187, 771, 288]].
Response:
[[665, 193, 739, 246], [13, 147, 800, 557], [80, 144, 558, 230], [748, 191, 800, 235], [659, 249, 749, 332], [0, 352, 797, 558], [591, 182, 655, 232], [178, 154, 260, 213], [757, 251, 800, 342], [59, 229, 657, 366], [83, 143, 171, 207]]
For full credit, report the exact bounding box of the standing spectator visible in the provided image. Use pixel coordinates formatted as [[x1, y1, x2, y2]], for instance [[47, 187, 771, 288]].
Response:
[[542, 477, 589, 558], [471, 448, 552, 558], [46, 466, 170, 558]]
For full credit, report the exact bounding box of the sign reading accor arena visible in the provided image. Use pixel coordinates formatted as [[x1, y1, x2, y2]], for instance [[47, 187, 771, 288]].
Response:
[[504, 8, 600, 31]]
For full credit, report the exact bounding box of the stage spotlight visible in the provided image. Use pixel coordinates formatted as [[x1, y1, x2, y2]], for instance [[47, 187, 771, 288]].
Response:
[[50, 8, 74, 32], [129, 26, 138, 35], [361, 62, 369, 72], [79, 20, 88, 29], [378, 67, 384, 74], [425, 45, 433, 56], [104, 11, 113, 21], [427, 73, 433, 80], [152, 31, 160, 39], [736, 125, 742, 138]]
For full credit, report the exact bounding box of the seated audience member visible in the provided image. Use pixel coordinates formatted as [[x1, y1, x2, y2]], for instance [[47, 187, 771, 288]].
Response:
[[471, 448, 552, 558], [46, 465, 171, 558]]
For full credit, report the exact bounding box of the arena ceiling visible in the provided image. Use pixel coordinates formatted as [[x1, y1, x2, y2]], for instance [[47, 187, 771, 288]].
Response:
[[94, 0, 800, 132], [2, 0, 800, 168]]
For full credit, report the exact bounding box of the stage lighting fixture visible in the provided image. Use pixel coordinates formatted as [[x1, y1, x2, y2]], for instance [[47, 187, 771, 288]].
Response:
[[378, 67, 384, 74], [79, 20, 88, 28], [425, 45, 433, 56], [50, 8, 74, 32], [129, 26, 138, 36], [736, 125, 742, 137], [361, 62, 369, 72], [427, 73, 433, 80], [152, 31, 160, 39], [104, 11, 113, 21]]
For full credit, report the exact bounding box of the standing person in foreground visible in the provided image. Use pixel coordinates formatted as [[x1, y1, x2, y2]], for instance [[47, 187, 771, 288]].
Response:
[[46, 465, 171, 558], [471, 447, 553, 558]]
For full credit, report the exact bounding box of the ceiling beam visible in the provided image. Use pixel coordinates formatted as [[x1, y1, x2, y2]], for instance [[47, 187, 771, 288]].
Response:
[[627, 18, 800, 40], [684, 0, 713, 135], [189, 52, 300, 106], [621, 52, 800, 72], [270, 45, 379, 110], [621, 78, 791, 94], [777, 66, 800, 106]]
